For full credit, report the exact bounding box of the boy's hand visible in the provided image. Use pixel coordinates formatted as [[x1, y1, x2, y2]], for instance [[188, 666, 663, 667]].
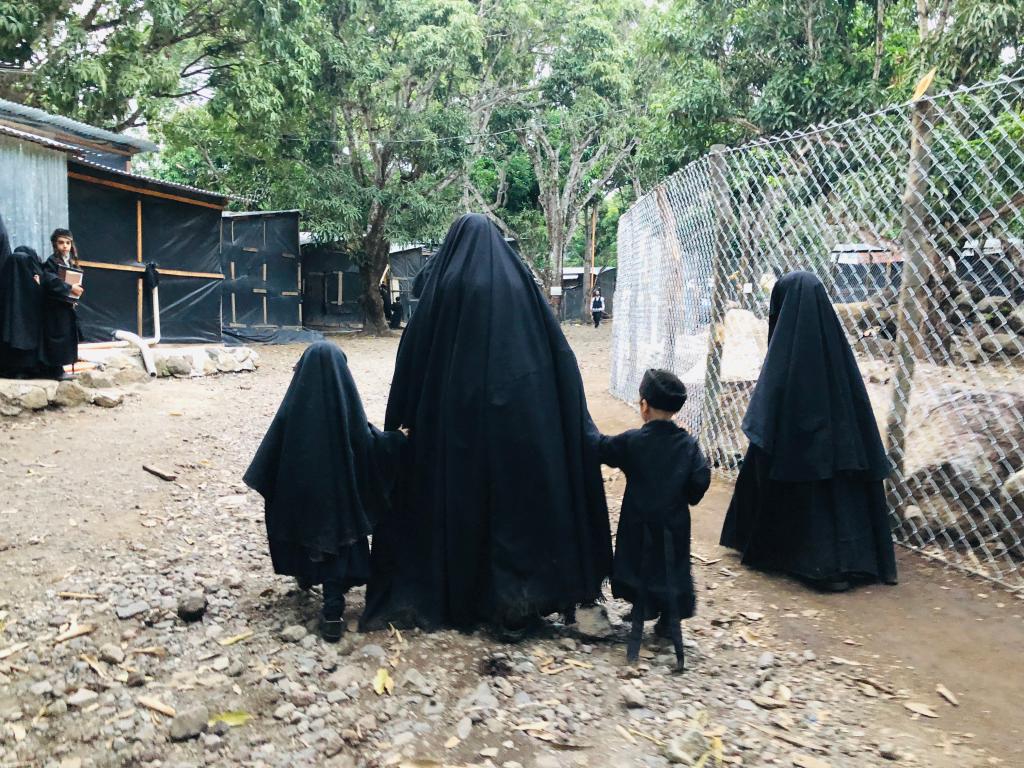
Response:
[[399, 427, 411, 438]]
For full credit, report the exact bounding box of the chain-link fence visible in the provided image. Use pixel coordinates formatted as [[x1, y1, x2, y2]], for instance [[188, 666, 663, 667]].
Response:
[[611, 72, 1024, 590]]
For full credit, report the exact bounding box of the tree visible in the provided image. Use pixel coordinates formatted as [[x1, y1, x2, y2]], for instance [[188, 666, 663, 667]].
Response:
[[1, 0, 317, 130], [513, 0, 641, 293]]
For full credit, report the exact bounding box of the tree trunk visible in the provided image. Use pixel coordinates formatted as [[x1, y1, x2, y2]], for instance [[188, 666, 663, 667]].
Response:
[[360, 212, 391, 335], [582, 202, 596, 323]]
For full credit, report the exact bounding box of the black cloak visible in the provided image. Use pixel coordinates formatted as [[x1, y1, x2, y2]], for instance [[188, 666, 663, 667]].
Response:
[[598, 420, 711, 619], [0, 246, 44, 376], [361, 213, 612, 631], [0, 213, 11, 272], [39, 253, 80, 369], [243, 342, 405, 586], [720, 271, 897, 585]]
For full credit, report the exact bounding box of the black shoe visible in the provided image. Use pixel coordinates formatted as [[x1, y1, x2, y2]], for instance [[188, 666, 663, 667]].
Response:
[[320, 613, 345, 643]]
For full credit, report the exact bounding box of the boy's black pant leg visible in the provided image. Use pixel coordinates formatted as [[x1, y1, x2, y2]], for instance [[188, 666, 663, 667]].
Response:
[[322, 581, 346, 620]]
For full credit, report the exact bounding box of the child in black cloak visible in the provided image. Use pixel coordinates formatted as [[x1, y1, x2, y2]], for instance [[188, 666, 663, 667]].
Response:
[[243, 342, 406, 641], [594, 369, 711, 670], [40, 228, 83, 380]]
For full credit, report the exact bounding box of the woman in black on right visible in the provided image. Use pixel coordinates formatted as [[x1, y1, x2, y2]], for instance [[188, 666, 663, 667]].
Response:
[[719, 271, 897, 591]]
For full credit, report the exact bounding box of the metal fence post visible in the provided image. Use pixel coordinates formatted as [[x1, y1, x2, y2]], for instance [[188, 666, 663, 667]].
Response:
[[700, 147, 734, 459], [885, 89, 936, 479]]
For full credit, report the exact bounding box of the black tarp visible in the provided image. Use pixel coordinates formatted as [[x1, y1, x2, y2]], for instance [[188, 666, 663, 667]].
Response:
[[221, 211, 308, 343], [67, 166, 226, 343], [563, 268, 617, 322], [301, 246, 364, 330], [388, 246, 429, 324]]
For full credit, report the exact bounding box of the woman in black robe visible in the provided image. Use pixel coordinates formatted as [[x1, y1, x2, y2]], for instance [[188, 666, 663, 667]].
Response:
[[720, 271, 897, 590], [361, 213, 612, 634], [39, 229, 83, 380], [244, 342, 406, 640], [0, 246, 44, 378], [0, 212, 11, 271]]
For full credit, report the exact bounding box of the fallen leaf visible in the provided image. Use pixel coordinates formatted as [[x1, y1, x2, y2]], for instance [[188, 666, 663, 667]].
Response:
[[54, 624, 95, 644], [738, 628, 761, 646], [628, 726, 666, 747], [372, 667, 394, 696], [751, 725, 825, 754], [829, 656, 861, 667], [80, 655, 109, 679], [752, 694, 787, 710], [935, 684, 959, 706], [0, 642, 28, 660], [218, 630, 254, 646], [904, 702, 939, 718], [791, 753, 831, 768], [137, 696, 176, 717], [208, 711, 252, 727], [129, 646, 168, 658], [514, 722, 549, 732], [615, 723, 637, 744], [565, 658, 593, 670], [57, 592, 101, 601]]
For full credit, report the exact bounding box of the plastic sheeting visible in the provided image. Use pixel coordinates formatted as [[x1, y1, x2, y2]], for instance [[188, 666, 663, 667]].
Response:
[[0, 135, 69, 259], [221, 212, 302, 341], [301, 246, 364, 329], [68, 175, 224, 343]]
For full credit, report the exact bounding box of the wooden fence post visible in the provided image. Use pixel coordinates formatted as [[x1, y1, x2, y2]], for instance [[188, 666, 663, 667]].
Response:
[[701, 147, 735, 459], [885, 84, 936, 479]]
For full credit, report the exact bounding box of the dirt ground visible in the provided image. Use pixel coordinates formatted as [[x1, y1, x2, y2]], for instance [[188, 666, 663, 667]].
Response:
[[0, 323, 1022, 768]]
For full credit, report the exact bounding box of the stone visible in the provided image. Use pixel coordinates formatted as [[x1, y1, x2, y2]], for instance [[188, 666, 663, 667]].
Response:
[[48, 700, 68, 716], [92, 390, 124, 408], [54, 381, 91, 407], [981, 332, 1023, 357], [663, 723, 709, 765], [879, 744, 902, 761], [281, 625, 308, 643], [169, 705, 209, 741], [99, 643, 125, 665], [29, 680, 53, 697], [574, 605, 614, 639], [67, 689, 99, 708], [78, 370, 116, 389], [115, 601, 149, 619], [177, 593, 208, 623], [401, 668, 433, 696], [997, 468, 1024, 555], [456, 717, 473, 740], [757, 652, 775, 668], [620, 685, 646, 709], [360, 643, 386, 659], [327, 666, 362, 690], [112, 366, 149, 386], [165, 356, 193, 377]]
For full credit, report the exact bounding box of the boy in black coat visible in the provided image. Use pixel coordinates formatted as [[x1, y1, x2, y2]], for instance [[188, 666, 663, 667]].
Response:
[[595, 369, 711, 669]]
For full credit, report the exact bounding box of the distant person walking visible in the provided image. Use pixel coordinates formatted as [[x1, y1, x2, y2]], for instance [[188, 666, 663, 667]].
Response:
[[591, 287, 605, 328]]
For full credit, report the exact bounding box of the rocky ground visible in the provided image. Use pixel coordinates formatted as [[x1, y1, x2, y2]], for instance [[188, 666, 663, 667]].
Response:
[[1, 325, 1021, 768]]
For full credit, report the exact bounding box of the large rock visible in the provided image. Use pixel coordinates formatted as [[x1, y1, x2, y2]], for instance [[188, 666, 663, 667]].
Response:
[[77, 370, 116, 389], [169, 705, 209, 741], [900, 386, 1024, 546], [54, 381, 92, 407], [0, 380, 58, 415], [997, 468, 1024, 556]]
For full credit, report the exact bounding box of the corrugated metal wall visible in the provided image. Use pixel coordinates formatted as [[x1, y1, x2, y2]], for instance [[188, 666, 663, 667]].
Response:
[[0, 135, 68, 258]]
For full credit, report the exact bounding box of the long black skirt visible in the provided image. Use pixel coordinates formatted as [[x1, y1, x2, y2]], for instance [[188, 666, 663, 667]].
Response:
[[268, 538, 371, 590], [720, 445, 897, 585]]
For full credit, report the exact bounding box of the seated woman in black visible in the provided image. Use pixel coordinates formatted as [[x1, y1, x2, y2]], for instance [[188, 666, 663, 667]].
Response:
[[719, 271, 897, 591]]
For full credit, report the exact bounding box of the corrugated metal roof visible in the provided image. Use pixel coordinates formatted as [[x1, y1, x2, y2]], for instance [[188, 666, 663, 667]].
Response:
[[0, 123, 81, 154], [69, 158, 239, 203], [223, 209, 300, 218], [0, 98, 159, 154]]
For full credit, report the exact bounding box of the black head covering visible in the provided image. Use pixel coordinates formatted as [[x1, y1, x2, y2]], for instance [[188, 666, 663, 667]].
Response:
[[363, 213, 611, 630], [0, 246, 44, 352], [243, 342, 397, 554], [742, 271, 890, 482], [640, 368, 687, 412]]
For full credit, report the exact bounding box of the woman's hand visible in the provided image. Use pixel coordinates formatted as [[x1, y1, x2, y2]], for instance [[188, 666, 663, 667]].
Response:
[[70, 285, 84, 298]]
